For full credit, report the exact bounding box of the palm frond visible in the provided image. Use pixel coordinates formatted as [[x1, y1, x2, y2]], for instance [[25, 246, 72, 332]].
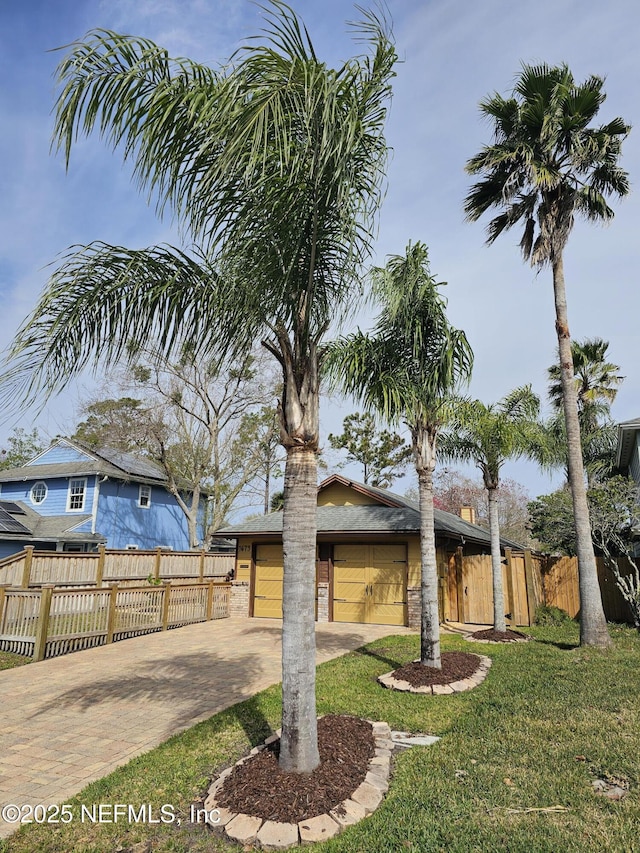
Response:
[[465, 62, 630, 266], [1, 243, 231, 410]]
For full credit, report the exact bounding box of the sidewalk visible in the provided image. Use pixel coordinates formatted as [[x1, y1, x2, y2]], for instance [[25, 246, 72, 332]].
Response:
[[0, 617, 411, 838]]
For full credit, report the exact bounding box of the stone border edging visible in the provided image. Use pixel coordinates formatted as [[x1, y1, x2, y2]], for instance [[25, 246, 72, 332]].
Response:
[[465, 634, 531, 644], [377, 654, 492, 694], [204, 720, 393, 849]]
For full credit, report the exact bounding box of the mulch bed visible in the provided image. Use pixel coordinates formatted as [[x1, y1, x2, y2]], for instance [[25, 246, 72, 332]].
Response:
[[391, 651, 480, 687], [214, 714, 375, 823], [469, 628, 528, 642]]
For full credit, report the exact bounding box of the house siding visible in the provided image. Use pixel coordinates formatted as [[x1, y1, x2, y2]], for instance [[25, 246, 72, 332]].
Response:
[[629, 434, 640, 485], [317, 482, 378, 506], [27, 444, 93, 465], [0, 477, 96, 517], [95, 479, 193, 550]]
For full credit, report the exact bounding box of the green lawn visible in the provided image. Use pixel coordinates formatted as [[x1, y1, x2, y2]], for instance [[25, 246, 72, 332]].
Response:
[[0, 651, 29, 671], [2, 623, 639, 852]]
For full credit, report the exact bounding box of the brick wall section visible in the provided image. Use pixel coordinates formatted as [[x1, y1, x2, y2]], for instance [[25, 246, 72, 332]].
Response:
[[407, 586, 421, 630], [316, 582, 329, 623], [229, 580, 250, 617]]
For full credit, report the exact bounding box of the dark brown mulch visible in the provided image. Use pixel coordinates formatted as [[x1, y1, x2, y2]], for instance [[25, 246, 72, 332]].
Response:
[[391, 651, 480, 687], [470, 628, 529, 642], [214, 714, 375, 823]]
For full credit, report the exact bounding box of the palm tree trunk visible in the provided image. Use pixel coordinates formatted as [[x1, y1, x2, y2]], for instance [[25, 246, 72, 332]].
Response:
[[279, 445, 320, 772], [413, 424, 441, 668], [418, 466, 441, 667], [487, 487, 506, 632], [552, 255, 611, 648]]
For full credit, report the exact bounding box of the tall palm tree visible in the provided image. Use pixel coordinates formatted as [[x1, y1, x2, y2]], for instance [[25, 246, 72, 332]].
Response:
[[325, 242, 473, 668], [465, 63, 630, 648], [2, 3, 396, 772], [439, 388, 541, 633]]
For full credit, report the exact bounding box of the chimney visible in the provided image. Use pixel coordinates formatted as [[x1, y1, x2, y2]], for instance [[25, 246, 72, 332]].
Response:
[[460, 506, 476, 525]]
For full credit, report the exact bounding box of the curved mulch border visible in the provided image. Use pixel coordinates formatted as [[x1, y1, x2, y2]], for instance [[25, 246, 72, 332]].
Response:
[[203, 717, 394, 848], [465, 628, 531, 644], [378, 652, 492, 694]]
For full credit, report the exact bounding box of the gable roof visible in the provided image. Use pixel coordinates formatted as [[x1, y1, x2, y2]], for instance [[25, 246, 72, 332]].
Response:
[[0, 438, 168, 485], [220, 473, 524, 549]]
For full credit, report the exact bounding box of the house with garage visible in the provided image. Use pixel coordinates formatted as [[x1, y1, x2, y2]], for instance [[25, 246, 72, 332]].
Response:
[[220, 474, 534, 629], [0, 438, 203, 558]]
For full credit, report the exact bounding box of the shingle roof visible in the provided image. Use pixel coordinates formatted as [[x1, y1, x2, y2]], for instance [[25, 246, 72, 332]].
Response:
[[220, 476, 525, 550], [0, 439, 167, 485], [0, 501, 105, 544]]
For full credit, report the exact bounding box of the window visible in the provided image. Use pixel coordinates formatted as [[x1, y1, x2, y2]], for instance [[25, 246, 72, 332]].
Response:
[[138, 484, 151, 508], [30, 481, 48, 505], [67, 478, 86, 511]]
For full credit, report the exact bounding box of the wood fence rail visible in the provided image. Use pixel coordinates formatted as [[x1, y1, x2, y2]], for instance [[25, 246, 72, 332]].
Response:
[[0, 580, 231, 661], [0, 546, 235, 588]]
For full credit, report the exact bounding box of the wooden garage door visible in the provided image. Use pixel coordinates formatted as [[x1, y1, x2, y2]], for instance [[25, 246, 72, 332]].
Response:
[[253, 544, 283, 618], [333, 543, 407, 626]]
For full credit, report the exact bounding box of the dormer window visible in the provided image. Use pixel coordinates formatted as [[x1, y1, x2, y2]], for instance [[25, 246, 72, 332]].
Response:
[[30, 481, 48, 505], [67, 478, 87, 511], [138, 484, 151, 508]]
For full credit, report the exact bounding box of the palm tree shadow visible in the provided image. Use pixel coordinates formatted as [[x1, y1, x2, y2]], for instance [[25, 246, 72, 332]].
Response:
[[30, 649, 275, 746], [532, 638, 579, 650], [352, 645, 405, 670]]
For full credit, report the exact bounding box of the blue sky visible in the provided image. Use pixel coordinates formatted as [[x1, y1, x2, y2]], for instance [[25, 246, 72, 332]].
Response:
[[1, 0, 639, 503]]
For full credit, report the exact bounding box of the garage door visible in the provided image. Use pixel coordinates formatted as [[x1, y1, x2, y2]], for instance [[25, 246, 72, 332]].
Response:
[[253, 544, 283, 618], [333, 543, 407, 626]]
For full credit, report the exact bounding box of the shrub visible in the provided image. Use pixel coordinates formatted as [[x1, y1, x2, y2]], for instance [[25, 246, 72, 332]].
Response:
[[534, 604, 573, 626]]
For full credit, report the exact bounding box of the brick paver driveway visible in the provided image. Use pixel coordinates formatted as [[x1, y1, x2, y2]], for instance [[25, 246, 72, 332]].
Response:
[[0, 617, 412, 837]]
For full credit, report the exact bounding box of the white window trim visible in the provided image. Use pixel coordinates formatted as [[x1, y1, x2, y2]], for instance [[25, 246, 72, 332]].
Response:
[[66, 477, 87, 512], [30, 481, 48, 505], [138, 484, 152, 509]]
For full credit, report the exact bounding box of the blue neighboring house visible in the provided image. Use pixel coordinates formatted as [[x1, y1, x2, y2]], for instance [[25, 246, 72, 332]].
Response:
[[0, 438, 203, 558]]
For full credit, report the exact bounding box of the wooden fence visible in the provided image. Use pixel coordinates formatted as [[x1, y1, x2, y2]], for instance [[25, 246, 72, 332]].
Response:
[[453, 548, 632, 627], [541, 555, 633, 623], [0, 546, 235, 588], [0, 580, 231, 661]]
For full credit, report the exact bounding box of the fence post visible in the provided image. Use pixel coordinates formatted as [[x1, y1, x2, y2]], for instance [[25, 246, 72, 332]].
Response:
[[0, 584, 9, 629], [21, 547, 34, 589], [106, 584, 119, 644], [96, 545, 106, 587], [154, 548, 162, 581], [455, 547, 465, 624], [504, 548, 516, 627], [523, 549, 537, 626], [206, 580, 215, 620], [162, 582, 172, 630], [199, 551, 205, 584], [33, 585, 54, 662]]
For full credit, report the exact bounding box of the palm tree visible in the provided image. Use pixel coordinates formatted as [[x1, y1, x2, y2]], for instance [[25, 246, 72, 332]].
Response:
[[548, 337, 623, 424], [465, 63, 630, 648], [325, 242, 473, 668], [439, 388, 541, 633], [2, 3, 397, 772], [546, 337, 622, 486]]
